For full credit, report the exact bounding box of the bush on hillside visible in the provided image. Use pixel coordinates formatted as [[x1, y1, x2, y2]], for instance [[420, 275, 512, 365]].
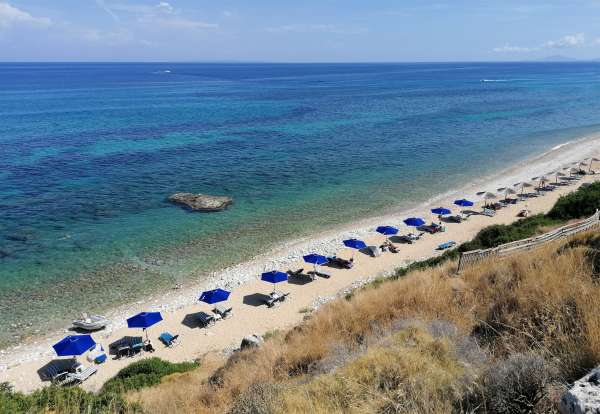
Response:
[[0, 358, 196, 414], [549, 181, 600, 220], [101, 358, 198, 394]]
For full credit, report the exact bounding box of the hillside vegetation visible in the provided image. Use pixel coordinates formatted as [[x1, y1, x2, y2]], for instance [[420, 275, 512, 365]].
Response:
[[2, 181, 600, 413]]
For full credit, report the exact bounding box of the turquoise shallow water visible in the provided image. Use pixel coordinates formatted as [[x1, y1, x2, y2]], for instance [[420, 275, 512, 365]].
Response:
[[2, 62, 600, 346]]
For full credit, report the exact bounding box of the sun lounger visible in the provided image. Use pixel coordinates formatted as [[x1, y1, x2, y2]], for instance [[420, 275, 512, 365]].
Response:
[[397, 232, 424, 244], [60, 365, 97, 385], [159, 332, 180, 347], [309, 269, 332, 278], [419, 223, 445, 234], [482, 208, 496, 217], [110, 336, 144, 358], [265, 290, 290, 308], [437, 241, 456, 250], [213, 304, 233, 319], [288, 268, 315, 281], [327, 256, 353, 269], [196, 311, 217, 328]]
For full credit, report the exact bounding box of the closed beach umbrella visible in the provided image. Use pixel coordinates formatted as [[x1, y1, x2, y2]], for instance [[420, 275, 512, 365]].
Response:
[[376, 226, 399, 236], [53, 335, 96, 357], [199, 288, 230, 305], [454, 199, 474, 207], [431, 207, 451, 216], [404, 217, 425, 227], [261, 271, 288, 291]]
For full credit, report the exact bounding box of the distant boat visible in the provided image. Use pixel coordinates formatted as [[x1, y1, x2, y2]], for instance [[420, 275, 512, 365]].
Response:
[[72, 313, 108, 331], [164, 70, 171, 73]]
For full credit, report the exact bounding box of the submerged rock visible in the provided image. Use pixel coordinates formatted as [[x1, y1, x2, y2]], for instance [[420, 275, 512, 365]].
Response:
[[168, 193, 233, 211], [560, 367, 600, 413]]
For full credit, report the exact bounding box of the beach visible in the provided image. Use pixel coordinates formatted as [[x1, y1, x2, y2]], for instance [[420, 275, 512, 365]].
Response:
[[2, 135, 600, 393]]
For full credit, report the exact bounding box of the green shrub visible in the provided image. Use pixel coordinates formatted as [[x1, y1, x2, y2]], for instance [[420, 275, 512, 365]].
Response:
[[0, 358, 196, 414], [101, 357, 197, 394], [549, 181, 600, 220]]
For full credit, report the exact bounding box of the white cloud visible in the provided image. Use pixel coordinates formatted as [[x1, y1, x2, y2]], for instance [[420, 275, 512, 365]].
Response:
[[493, 45, 536, 53], [545, 33, 585, 48], [98, 1, 218, 31], [155, 1, 174, 15], [266, 24, 365, 35], [494, 33, 589, 53], [0, 2, 51, 29]]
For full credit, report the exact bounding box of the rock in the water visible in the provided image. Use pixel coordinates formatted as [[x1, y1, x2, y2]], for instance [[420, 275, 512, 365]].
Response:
[[560, 367, 600, 414], [240, 334, 263, 350], [168, 193, 233, 211]]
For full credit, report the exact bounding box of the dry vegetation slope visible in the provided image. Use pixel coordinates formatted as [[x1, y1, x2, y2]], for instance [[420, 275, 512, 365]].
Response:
[[130, 230, 600, 414]]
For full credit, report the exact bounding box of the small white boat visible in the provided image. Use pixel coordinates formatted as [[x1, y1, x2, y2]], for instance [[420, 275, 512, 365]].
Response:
[[72, 313, 108, 331]]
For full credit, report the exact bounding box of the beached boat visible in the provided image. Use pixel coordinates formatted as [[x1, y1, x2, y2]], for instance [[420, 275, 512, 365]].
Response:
[[72, 314, 108, 331]]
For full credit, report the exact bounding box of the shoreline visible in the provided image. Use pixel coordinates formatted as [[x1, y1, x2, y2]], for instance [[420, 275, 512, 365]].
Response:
[[2, 133, 600, 392]]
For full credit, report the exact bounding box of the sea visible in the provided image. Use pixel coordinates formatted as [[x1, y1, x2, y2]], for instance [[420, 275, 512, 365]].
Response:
[[2, 61, 600, 348]]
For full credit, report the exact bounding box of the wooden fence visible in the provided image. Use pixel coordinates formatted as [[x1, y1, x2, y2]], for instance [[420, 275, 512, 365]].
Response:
[[457, 210, 600, 271]]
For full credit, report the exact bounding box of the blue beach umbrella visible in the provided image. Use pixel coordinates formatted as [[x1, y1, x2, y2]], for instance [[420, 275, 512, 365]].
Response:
[[431, 207, 451, 216], [127, 312, 163, 329], [261, 270, 288, 284], [404, 217, 425, 227], [303, 254, 328, 266], [454, 199, 474, 207], [199, 288, 231, 305], [53, 335, 96, 357], [343, 238, 367, 259], [343, 238, 367, 250], [261, 271, 288, 291], [303, 253, 329, 274], [127, 311, 163, 341], [376, 226, 399, 236]]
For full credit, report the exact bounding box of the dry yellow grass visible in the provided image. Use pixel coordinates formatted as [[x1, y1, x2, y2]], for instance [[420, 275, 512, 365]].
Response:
[[133, 231, 600, 414]]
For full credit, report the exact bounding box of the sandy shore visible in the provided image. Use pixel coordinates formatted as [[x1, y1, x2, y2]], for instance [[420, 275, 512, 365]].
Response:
[[2, 135, 600, 393]]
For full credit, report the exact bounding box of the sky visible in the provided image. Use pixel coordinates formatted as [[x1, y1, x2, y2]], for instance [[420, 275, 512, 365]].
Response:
[[2, 0, 600, 62]]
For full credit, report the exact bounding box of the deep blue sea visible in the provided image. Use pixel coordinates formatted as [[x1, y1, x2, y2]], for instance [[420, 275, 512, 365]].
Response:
[[2, 62, 600, 346]]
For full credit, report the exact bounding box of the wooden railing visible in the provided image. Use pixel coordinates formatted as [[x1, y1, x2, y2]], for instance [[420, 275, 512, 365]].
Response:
[[457, 210, 600, 271]]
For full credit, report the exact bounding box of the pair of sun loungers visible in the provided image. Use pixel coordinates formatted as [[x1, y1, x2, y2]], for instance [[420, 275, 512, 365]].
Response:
[[288, 268, 316, 281], [264, 290, 290, 308], [197, 304, 233, 328], [327, 256, 353, 269], [397, 232, 424, 244], [40, 359, 97, 386], [110, 336, 154, 359], [419, 223, 445, 234]]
